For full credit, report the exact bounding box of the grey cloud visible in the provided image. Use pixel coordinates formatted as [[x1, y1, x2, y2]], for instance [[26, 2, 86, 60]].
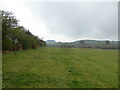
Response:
[[27, 2, 118, 41]]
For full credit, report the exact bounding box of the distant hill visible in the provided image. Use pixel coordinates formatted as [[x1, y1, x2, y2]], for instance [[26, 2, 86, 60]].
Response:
[[72, 40, 118, 45], [46, 40, 118, 45], [46, 39, 119, 49], [46, 40, 56, 44]]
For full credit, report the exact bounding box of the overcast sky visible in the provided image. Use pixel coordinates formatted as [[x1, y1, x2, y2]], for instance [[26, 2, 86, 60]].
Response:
[[0, 0, 118, 42]]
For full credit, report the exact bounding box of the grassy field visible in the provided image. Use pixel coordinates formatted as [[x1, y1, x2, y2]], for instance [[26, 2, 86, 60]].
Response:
[[2, 47, 118, 88]]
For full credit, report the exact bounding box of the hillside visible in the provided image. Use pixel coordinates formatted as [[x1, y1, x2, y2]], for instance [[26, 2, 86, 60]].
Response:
[[46, 40, 119, 49], [46, 40, 56, 44]]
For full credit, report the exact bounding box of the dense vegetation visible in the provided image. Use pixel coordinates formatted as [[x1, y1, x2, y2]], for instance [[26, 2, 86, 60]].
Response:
[[2, 10, 46, 53], [3, 47, 118, 88]]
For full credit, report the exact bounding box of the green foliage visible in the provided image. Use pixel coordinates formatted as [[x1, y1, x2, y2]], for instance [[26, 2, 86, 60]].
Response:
[[2, 37, 14, 51], [3, 47, 118, 88], [2, 10, 46, 51], [2, 11, 18, 39]]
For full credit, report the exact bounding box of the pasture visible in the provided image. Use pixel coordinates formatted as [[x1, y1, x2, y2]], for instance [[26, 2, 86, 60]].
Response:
[[2, 47, 118, 88]]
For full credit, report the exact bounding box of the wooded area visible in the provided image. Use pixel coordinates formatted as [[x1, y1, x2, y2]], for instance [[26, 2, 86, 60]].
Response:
[[2, 11, 46, 53]]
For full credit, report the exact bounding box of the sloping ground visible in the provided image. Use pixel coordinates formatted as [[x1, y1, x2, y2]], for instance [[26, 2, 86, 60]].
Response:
[[2, 47, 118, 88]]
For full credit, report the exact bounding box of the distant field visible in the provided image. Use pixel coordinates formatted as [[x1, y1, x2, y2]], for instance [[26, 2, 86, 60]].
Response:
[[2, 47, 118, 88]]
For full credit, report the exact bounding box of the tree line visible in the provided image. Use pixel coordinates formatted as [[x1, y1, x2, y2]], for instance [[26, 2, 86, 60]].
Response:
[[1, 10, 46, 53]]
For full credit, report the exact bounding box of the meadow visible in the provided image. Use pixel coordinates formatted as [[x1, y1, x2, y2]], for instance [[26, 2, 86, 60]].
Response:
[[2, 47, 118, 88]]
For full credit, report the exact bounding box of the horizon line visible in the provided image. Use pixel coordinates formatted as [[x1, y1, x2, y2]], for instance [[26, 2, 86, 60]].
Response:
[[45, 39, 119, 43]]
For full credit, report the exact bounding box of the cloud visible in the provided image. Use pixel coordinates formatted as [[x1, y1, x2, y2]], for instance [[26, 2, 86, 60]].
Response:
[[1, 1, 118, 42], [27, 2, 118, 41], [0, 0, 49, 39]]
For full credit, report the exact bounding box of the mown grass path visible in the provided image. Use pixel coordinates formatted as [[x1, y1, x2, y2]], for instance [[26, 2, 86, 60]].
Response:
[[3, 47, 118, 88]]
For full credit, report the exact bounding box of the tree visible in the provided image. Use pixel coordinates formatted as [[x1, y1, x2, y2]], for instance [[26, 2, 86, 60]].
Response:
[[105, 40, 110, 45], [2, 10, 46, 52], [80, 40, 85, 45], [2, 37, 14, 51], [2, 11, 19, 51], [2, 11, 18, 38], [79, 40, 86, 48]]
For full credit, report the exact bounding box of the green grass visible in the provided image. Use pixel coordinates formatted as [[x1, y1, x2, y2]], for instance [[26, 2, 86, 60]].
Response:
[[2, 47, 118, 88]]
